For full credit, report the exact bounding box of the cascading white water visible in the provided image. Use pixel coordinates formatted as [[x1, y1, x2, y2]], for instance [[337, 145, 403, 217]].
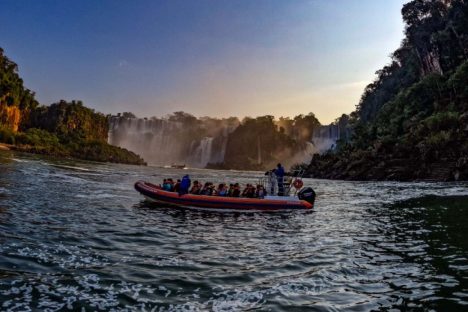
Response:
[[108, 116, 235, 167], [190, 137, 214, 168], [311, 124, 341, 154], [108, 117, 185, 165]]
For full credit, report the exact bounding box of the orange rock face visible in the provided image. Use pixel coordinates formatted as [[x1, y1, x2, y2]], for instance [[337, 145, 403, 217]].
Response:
[[0, 103, 21, 132]]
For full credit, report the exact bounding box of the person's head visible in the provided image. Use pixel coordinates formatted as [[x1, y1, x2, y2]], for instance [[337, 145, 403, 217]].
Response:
[[177, 179, 181, 183], [163, 179, 167, 183], [277, 163, 282, 168], [230, 184, 233, 187], [194, 180, 199, 185]]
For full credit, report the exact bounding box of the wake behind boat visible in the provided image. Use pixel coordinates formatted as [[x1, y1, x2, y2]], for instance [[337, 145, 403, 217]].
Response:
[[134, 173, 316, 211]]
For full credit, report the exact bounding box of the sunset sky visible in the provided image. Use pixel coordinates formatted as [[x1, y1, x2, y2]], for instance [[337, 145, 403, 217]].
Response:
[[0, 0, 408, 124]]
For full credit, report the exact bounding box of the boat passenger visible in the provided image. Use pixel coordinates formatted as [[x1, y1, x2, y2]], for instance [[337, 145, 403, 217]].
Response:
[[179, 175, 191, 195], [266, 170, 276, 195], [162, 179, 172, 191], [274, 163, 285, 196], [247, 184, 256, 198], [173, 179, 181, 192], [227, 184, 234, 197], [256, 185, 266, 198], [217, 183, 228, 196], [200, 182, 212, 195], [208, 184, 216, 196], [167, 178, 175, 192], [190, 181, 201, 194], [242, 184, 255, 198], [232, 183, 241, 197], [241, 184, 249, 197]]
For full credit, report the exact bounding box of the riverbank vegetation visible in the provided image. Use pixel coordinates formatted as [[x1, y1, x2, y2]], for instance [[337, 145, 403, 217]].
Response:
[[307, 0, 468, 181], [0, 48, 145, 165]]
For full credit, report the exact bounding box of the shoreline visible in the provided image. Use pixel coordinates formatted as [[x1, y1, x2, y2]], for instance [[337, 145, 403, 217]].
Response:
[[0, 143, 12, 150], [0, 142, 147, 166]]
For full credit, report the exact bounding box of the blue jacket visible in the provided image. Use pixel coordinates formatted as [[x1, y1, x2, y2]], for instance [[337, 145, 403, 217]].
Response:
[[275, 166, 285, 178], [180, 175, 191, 192]]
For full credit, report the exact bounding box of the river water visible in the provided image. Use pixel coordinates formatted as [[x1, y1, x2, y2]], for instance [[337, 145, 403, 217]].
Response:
[[1, 150, 468, 311]]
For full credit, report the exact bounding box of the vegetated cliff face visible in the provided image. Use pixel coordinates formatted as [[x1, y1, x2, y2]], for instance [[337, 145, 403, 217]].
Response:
[[0, 103, 21, 132], [0, 48, 145, 165], [0, 48, 39, 133], [211, 115, 317, 171], [27, 100, 109, 143], [307, 0, 468, 181]]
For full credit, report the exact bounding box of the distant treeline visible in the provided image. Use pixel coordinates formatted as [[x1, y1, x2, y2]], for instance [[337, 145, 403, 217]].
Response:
[[308, 0, 468, 181], [210, 113, 320, 170], [0, 48, 145, 165]]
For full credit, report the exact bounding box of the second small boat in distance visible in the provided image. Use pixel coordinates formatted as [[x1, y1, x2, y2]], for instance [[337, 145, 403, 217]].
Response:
[[134, 180, 316, 211]]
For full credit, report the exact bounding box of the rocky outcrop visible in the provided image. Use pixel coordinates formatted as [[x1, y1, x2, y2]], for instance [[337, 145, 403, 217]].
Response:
[[307, 153, 468, 182], [0, 103, 21, 132]]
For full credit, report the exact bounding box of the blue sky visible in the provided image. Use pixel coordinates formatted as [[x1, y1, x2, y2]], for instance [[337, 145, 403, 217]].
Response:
[[0, 0, 408, 124]]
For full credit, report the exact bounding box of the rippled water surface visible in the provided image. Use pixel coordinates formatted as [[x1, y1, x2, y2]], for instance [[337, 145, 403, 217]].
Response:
[[1, 151, 468, 311]]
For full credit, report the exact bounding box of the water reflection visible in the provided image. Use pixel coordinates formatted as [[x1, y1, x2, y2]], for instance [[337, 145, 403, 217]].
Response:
[[0, 152, 468, 310]]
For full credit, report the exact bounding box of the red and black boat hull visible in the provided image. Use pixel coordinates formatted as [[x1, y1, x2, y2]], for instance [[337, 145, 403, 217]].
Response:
[[134, 181, 313, 211]]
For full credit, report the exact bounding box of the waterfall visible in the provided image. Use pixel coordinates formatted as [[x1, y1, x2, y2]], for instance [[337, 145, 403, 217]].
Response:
[[108, 115, 237, 167], [108, 117, 185, 165], [311, 124, 341, 154], [190, 137, 214, 168]]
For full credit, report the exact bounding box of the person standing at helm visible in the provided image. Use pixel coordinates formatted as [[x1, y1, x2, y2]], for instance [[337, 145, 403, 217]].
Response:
[[274, 163, 285, 196], [179, 174, 191, 195]]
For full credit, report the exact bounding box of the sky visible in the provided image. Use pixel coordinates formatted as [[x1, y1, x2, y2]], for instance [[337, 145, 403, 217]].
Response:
[[0, 0, 408, 124]]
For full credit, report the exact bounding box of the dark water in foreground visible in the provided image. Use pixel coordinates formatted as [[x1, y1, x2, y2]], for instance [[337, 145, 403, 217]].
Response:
[[1, 151, 468, 311]]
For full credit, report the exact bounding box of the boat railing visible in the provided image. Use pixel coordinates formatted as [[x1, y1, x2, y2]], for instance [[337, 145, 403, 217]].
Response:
[[258, 168, 305, 197]]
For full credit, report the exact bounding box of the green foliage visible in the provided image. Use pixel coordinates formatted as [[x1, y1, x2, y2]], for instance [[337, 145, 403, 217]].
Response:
[[66, 140, 145, 164], [222, 115, 305, 170], [0, 48, 39, 112], [27, 100, 108, 142], [276, 113, 321, 141], [0, 48, 146, 165], [15, 128, 60, 146], [309, 1, 468, 180], [0, 124, 16, 144]]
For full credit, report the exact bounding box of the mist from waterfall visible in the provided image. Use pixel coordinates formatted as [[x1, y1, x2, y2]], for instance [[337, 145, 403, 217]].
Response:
[[108, 114, 239, 167], [311, 124, 341, 153], [107, 112, 348, 170]]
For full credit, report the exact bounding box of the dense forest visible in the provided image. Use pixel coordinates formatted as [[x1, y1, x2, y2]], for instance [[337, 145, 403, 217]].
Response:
[[208, 113, 320, 170], [0, 48, 145, 165], [308, 0, 468, 181]]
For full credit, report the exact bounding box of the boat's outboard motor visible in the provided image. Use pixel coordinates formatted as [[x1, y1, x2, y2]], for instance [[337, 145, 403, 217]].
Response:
[[298, 187, 316, 206]]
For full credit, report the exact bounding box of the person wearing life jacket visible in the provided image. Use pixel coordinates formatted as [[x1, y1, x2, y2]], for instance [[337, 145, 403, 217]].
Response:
[[162, 179, 172, 191], [227, 184, 234, 197], [256, 185, 266, 198], [232, 183, 241, 197], [217, 183, 228, 196], [274, 163, 285, 196], [173, 179, 181, 192], [190, 180, 201, 194], [179, 175, 191, 195], [265, 169, 277, 195]]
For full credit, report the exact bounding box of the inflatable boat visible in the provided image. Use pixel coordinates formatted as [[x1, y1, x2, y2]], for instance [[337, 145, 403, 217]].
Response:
[[134, 181, 315, 211]]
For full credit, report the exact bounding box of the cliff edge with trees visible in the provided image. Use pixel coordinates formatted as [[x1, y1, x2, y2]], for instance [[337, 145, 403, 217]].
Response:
[[308, 0, 468, 181], [0, 48, 145, 165]]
